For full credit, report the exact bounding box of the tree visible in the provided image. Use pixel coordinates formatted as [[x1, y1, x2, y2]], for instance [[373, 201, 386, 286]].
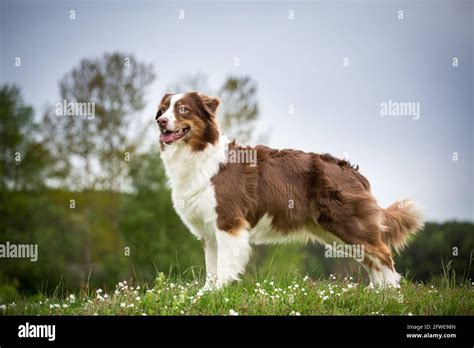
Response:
[[0, 85, 53, 191], [218, 76, 259, 144], [0, 85, 74, 295], [43, 52, 156, 191]]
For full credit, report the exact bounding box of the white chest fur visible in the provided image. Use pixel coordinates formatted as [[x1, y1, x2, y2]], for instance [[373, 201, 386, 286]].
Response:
[[160, 137, 229, 240]]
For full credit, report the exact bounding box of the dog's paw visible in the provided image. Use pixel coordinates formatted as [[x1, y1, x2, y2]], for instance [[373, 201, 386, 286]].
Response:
[[200, 282, 215, 293], [199, 277, 220, 293], [199, 278, 230, 293]]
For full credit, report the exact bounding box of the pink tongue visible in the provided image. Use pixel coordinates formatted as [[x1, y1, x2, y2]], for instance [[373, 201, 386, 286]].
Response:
[[160, 132, 176, 143]]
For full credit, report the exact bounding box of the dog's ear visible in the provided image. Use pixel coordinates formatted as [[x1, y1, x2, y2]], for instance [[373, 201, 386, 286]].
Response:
[[190, 92, 220, 119], [200, 94, 220, 117]]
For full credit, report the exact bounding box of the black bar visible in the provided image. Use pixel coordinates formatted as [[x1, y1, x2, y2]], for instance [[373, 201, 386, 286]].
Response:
[[0, 315, 472, 346]]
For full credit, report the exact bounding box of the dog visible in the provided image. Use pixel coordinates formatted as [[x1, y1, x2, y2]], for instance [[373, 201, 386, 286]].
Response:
[[156, 92, 424, 290]]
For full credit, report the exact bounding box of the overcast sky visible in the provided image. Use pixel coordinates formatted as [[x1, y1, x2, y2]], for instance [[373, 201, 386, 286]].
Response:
[[1, 0, 472, 222]]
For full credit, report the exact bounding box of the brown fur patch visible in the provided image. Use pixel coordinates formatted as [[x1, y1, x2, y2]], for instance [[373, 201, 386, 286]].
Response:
[[211, 143, 420, 272]]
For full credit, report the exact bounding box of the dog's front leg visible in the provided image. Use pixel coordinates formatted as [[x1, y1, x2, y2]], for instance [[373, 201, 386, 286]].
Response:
[[201, 236, 218, 291], [215, 228, 251, 289]]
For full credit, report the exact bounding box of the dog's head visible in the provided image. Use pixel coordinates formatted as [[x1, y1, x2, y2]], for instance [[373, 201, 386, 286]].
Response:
[[155, 92, 220, 151]]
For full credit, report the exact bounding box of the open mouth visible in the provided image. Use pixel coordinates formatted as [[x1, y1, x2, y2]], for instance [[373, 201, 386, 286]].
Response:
[[160, 127, 190, 144]]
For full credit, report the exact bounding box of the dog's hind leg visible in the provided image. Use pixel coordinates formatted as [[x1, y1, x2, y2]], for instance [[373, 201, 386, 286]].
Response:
[[316, 206, 401, 287], [362, 243, 401, 287], [214, 224, 251, 289]]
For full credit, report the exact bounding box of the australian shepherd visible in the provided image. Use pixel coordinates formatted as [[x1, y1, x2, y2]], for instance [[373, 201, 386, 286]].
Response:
[[156, 92, 424, 290]]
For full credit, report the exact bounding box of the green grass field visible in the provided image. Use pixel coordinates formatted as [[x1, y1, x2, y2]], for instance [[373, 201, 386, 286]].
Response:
[[2, 271, 473, 316]]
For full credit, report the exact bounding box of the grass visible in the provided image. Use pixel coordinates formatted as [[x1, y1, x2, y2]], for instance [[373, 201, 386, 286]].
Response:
[[1, 271, 473, 316]]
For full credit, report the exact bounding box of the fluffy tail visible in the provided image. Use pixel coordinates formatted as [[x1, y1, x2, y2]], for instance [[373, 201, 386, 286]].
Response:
[[383, 200, 424, 253]]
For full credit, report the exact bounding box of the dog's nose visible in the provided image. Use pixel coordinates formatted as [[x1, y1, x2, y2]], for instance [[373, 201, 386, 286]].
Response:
[[158, 117, 168, 128]]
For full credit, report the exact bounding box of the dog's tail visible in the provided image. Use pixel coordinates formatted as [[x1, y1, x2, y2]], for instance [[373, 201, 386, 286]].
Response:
[[383, 200, 424, 253]]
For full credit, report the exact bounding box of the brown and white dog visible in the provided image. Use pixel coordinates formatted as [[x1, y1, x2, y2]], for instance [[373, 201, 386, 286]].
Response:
[[156, 92, 424, 290]]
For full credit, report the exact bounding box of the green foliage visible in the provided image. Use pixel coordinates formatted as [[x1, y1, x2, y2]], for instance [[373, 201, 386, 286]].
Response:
[[0, 280, 19, 303], [395, 222, 474, 281], [0, 190, 128, 294], [0, 85, 52, 191]]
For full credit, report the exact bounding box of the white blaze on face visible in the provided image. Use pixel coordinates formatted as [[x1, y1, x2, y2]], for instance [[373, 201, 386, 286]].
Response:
[[159, 93, 184, 130]]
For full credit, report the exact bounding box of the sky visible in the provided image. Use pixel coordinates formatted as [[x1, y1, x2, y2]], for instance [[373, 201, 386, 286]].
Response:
[[1, 0, 472, 222]]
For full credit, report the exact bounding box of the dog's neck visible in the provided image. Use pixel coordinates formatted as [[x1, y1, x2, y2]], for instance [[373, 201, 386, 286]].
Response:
[[160, 135, 230, 192]]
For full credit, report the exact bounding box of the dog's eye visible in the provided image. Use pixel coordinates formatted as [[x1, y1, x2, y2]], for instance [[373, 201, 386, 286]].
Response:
[[178, 105, 189, 114]]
